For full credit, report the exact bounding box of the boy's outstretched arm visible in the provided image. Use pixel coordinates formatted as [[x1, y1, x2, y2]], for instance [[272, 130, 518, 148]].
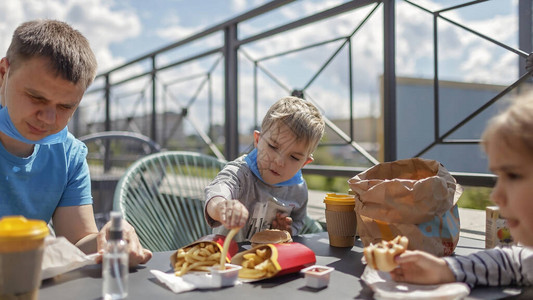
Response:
[[207, 196, 249, 229]]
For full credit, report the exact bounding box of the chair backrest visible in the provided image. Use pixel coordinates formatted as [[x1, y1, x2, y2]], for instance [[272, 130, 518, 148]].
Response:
[[300, 215, 324, 234], [113, 151, 226, 251], [79, 131, 162, 229], [79, 131, 162, 176]]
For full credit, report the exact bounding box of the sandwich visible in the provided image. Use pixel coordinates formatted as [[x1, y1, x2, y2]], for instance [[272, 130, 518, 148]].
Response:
[[250, 229, 292, 247], [363, 235, 409, 272]]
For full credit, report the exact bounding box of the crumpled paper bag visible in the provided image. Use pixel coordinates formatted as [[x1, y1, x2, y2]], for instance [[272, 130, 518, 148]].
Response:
[[349, 158, 462, 256], [361, 266, 470, 300], [41, 236, 99, 280]]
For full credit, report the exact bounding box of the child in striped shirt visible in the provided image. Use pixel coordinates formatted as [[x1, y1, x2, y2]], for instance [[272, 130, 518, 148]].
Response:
[[390, 91, 533, 287]]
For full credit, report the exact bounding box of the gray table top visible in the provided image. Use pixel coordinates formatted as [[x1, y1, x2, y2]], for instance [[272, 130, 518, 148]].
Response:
[[39, 232, 531, 299]]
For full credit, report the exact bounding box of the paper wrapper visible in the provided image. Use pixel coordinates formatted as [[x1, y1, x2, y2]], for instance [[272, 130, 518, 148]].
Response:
[[349, 158, 462, 256], [361, 266, 470, 300], [231, 242, 316, 281], [150, 265, 242, 294], [41, 236, 99, 280]]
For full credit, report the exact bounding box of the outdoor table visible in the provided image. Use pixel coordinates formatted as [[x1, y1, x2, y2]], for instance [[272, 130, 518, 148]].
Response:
[[39, 231, 531, 299]]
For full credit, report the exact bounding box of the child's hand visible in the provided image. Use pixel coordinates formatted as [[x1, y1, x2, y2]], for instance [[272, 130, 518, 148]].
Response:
[[208, 197, 249, 229], [389, 250, 455, 284], [271, 212, 293, 234]]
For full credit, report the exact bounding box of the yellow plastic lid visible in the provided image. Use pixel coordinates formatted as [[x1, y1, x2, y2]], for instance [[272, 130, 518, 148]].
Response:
[[323, 193, 355, 205], [0, 216, 49, 241]]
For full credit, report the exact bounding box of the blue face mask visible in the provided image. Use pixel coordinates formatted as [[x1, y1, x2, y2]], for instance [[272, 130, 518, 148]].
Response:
[[0, 71, 68, 145], [244, 148, 304, 187]]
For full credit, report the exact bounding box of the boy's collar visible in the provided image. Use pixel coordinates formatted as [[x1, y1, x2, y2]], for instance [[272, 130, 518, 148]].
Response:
[[244, 148, 304, 187]]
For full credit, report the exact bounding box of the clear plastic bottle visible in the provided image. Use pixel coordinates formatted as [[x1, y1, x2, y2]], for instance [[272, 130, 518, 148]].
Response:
[[102, 211, 129, 299]]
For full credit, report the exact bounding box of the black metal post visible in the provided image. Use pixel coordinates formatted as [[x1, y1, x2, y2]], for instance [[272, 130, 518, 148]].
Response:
[[519, 0, 532, 80], [383, 0, 396, 162], [104, 74, 111, 132], [151, 55, 157, 143], [224, 24, 239, 160]]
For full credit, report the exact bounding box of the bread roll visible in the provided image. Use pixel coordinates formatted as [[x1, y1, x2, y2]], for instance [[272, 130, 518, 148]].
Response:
[[250, 229, 292, 247]]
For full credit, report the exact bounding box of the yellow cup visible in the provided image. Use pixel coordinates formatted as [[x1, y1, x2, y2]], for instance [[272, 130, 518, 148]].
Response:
[[0, 216, 49, 300], [323, 193, 357, 247]]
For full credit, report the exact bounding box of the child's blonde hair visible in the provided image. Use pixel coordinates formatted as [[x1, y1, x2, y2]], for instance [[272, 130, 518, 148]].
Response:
[[261, 96, 325, 154], [482, 91, 533, 155]]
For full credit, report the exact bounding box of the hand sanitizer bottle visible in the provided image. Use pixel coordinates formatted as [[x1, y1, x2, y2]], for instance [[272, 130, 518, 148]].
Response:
[[103, 211, 129, 299]]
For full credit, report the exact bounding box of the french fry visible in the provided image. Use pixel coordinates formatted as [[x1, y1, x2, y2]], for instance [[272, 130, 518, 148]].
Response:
[[219, 228, 240, 270], [173, 242, 222, 276], [239, 267, 267, 279], [238, 247, 277, 279]]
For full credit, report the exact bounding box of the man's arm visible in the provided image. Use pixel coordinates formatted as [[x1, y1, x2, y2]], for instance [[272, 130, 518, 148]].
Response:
[[52, 205, 99, 254], [52, 205, 152, 266]]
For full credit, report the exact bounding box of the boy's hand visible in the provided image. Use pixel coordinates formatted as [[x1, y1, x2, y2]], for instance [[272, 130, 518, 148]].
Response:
[[389, 250, 455, 285], [208, 197, 249, 229], [271, 212, 293, 235]]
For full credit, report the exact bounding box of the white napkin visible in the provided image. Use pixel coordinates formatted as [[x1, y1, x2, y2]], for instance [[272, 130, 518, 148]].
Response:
[[361, 266, 470, 300], [150, 270, 242, 293], [41, 236, 99, 280], [150, 270, 196, 293]]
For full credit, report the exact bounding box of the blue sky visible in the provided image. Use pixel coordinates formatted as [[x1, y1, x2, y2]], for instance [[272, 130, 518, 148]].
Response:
[[0, 1, 519, 76], [0, 0, 269, 73], [0, 0, 524, 130]]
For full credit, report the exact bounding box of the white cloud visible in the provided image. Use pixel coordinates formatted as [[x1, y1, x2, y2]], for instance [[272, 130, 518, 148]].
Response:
[[156, 24, 203, 41], [231, 0, 247, 12], [395, 0, 518, 84], [0, 0, 142, 73]]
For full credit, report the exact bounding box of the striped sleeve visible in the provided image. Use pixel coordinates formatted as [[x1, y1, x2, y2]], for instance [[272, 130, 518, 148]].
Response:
[[443, 246, 533, 287]]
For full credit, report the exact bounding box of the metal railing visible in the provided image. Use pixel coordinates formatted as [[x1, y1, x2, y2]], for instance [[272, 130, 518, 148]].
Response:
[[71, 0, 533, 187]]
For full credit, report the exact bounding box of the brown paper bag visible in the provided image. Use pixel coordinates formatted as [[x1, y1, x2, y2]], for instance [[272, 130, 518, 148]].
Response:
[[348, 158, 462, 256]]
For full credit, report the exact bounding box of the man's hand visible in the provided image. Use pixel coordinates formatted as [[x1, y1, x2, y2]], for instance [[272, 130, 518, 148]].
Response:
[[271, 212, 292, 235], [96, 220, 152, 267]]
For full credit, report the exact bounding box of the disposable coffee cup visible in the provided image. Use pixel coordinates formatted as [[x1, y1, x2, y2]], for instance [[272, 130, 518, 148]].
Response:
[[0, 216, 49, 300], [323, 193, 357, 247]]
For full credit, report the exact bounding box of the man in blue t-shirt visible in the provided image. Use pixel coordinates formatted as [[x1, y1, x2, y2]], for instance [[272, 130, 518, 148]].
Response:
[[0, 20, 151, 266]]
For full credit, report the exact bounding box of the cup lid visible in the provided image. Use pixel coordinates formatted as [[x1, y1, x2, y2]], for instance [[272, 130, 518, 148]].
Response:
[[323, 193, 355, 204], [0, 216, 49, 240]]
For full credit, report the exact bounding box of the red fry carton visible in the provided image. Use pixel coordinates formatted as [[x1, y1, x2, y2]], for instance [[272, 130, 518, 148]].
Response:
[[170, 234, 239, 272], [231, 242, 316, 280]]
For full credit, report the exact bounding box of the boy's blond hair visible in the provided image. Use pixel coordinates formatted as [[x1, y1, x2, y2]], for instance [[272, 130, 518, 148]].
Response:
[[6, 19, 97, 90], [482, 90, 533, 155], [261, 96, 325, 154]]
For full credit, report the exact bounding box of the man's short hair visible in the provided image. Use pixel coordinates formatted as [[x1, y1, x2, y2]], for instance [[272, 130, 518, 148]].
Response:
[[6, 19, 97, 90]]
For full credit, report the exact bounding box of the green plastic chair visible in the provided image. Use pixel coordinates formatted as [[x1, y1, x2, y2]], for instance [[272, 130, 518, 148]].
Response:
[[113, 151, 227, 252]]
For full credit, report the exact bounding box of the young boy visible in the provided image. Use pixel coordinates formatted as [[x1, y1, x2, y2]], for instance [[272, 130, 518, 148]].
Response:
[[390, 91, 533, 286], [205, 96, 325, 242]]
